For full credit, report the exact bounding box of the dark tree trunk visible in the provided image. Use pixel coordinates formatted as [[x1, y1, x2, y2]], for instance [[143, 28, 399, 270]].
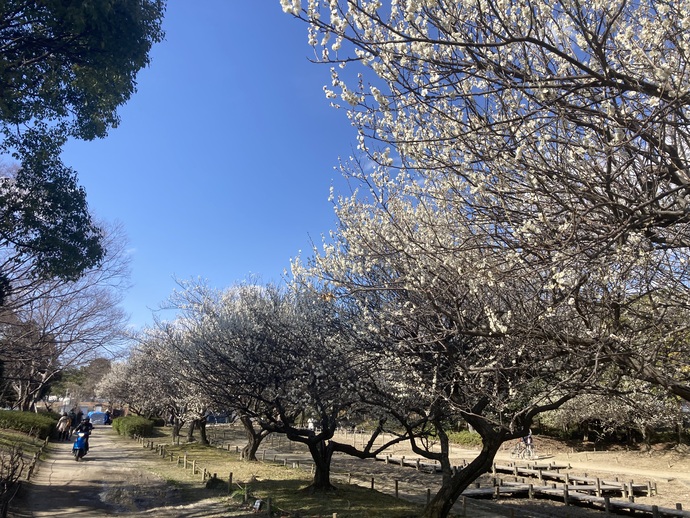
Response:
[[187, 419, 196, 442], [304, 439, 336, 492], [421, 431, 504, 518], [171, 420, 183, 443], [240, 415, 265, 461], [18, 396, 31, 412], [198, 417, 209, 445]]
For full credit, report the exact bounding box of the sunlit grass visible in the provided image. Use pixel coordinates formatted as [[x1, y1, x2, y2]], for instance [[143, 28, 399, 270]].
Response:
[[111, 425, 428, 517], [245, 479, 424, 517], [0, 428, 48, 464]]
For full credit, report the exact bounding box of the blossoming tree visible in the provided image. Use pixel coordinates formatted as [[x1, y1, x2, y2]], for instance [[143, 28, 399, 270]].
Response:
[[294, 160, 607, 516], [162, 280, 417, 491], [282, 0, 690, 405]]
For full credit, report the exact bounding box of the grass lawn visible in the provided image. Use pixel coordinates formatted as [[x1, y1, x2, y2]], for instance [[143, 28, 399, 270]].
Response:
[[115, 425, 434, 517]]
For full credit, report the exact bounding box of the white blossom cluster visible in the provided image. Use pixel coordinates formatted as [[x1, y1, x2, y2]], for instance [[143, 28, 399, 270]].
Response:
[[285, 0, 690, 406]]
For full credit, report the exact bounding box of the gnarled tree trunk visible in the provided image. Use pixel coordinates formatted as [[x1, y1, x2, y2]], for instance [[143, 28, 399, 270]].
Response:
[[198, 417, 209, 445], [187, 419, 196, 442], [304, 439, 336, 492], [240, 415, 267, 461], [421, 432, 504, 518]]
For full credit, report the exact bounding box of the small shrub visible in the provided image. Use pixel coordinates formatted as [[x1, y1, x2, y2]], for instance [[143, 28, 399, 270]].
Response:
[[151, 417, 166, 427], [112, 416, 154, 437], [447, 430, 483, 448], [0, 410, 56, 439]]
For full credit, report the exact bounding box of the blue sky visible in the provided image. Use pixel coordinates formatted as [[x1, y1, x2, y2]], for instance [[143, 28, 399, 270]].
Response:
[[61, 2, 355, 329]]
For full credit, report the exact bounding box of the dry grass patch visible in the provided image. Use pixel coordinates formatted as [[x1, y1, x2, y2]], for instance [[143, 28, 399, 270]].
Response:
[[0, 429, 45, 454], [243, 479, 427, 517], [112, 428, 427, 517]]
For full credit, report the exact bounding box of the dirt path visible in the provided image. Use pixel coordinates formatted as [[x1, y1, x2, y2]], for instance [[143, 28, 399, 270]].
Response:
[[9, 427, 240, 518]]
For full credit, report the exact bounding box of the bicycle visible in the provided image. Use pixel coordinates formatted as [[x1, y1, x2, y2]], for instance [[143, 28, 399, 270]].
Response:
[[510, 441, 536, 460]]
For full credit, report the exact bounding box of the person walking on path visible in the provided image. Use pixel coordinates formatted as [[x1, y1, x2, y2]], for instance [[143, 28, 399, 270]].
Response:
[[67, 409, 77, 438], [56, 413, 71, 441]]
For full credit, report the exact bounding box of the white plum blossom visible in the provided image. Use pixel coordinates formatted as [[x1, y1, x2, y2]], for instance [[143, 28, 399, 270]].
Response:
[[280, 0, 301, 16]]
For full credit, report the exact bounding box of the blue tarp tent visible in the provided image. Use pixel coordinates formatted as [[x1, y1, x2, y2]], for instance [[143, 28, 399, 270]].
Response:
[[87, 411, 107, 425]]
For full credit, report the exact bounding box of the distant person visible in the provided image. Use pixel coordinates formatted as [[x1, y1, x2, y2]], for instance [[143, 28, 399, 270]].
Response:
[[57, 413, 71, 441], [522, 429, 534, 456], [522, 429, 533, 446], [104, 410, 112, 425], [68, 409, 78, 438]]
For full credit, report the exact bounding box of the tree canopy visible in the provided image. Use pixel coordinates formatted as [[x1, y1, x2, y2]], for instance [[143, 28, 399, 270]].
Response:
[[279, 1, 690, 515], [283, 0, 690, 403], [0, 0, 166, 300]]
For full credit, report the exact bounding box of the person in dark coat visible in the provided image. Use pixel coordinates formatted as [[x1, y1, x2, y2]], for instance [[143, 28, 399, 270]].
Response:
[[68, 409, 78, 439], [73, 417, 94, 452]]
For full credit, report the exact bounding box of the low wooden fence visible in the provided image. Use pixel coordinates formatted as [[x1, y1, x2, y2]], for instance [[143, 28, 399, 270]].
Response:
[[25, 436, 49, 481], [133, 431, 690, 518], [2, 435, 50, 518], [131, 433, 471, 516]]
